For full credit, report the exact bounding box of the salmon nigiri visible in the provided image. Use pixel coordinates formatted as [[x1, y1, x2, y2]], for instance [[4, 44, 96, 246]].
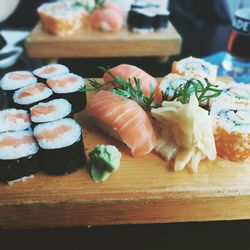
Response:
[[89, 90, 156, 157], [103, 64, 162, 103], [90, 8, 124, 32]]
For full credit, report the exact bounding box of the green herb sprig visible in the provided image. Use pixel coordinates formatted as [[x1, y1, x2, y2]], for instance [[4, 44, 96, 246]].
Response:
[[82, 66, 158, 111], [166, 78, 222, 104], [72, 0, 104, 13]]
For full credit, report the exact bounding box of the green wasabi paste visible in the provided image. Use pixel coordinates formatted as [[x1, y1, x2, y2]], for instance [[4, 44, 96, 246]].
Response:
[[89, 144, 121, 183]]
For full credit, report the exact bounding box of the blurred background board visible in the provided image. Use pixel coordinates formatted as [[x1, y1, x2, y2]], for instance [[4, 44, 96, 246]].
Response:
[[26, 22, 181, 58]]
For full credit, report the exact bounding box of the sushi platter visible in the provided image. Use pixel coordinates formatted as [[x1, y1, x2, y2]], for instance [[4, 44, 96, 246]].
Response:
[[26, 22, 181, 58], [0, 70, 250, 229]]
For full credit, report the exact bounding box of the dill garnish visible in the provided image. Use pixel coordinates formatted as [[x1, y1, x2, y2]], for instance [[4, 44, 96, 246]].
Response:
[[82, 66, 158, 111], [165, 78, 222, 104], [72, 0, 104, 13]]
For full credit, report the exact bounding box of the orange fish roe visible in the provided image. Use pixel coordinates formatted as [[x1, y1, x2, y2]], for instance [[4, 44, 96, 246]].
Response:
[[36, 125, 72, 141], [215, 126, 250, 162]]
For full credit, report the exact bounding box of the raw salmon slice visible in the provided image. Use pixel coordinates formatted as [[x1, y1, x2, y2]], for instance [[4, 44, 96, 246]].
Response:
[[40, 66, 57, 75], [0, 135, 34, 148], [31, 105, 56, 117], [47, 76, 78, 88], [89, 90, 156, 157], [9, 72, 31, 80], [103, 64, 162, 103], [5, 113, 30, 122], [36, 125, 72, 141], [18, 83, 46, 99]]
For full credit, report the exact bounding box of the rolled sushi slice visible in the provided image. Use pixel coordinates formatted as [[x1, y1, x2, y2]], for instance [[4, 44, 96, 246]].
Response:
[[0, 109, 31, 133], [154, 10, 169, 30], [47, 73, 86, 113], [88, 90, 156, 157], [0, 130, 39, 184], [30, 98, 73, 125], [33, 64, 69, 83], [0, 71, 37, 107], [13, 82, 53, 110], [172, 57, 218, 82], [127, 8, 156, 33], [33, 118, 86, 175], [210, 101, 250, 162]]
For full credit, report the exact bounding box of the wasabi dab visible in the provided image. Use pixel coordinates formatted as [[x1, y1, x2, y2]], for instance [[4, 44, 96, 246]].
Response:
[[89, 144, 121, 183]]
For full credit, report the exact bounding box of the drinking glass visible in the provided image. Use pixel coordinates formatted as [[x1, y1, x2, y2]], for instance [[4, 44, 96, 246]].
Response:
[[221, 4, 250, 82]]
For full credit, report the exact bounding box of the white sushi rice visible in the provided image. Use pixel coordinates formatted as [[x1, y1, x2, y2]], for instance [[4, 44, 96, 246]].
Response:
[[176, 57, 218, 81], [13, 83, 53, 105], [0, 109, 31, 133], [34, 118, 81, 149], [0, 130, 39, 160], [33, 64, 69, 80], [0, 71, 37, 91], [47, 73, 85, 93], [30, 99, 72, 123]]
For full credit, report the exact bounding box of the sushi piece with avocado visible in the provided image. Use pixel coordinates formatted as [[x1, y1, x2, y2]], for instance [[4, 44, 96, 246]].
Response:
[[89, 144, 121, 183]]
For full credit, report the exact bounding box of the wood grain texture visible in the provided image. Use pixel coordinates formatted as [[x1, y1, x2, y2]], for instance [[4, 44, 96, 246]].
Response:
[[26, 23, 181, 58], [0, 78, 249, 229]]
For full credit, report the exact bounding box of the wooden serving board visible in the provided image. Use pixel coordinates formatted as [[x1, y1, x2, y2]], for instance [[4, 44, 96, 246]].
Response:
[[26, 22, 181, 58], [0, 79, 250, 229]]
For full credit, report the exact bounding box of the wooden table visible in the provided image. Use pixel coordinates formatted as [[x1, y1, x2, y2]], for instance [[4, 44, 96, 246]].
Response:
[[0, 82, 249, 229], [26, 22, 181, 58]]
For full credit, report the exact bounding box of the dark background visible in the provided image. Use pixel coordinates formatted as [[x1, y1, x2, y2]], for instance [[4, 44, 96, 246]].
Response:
[[1, 1, 248, 249]]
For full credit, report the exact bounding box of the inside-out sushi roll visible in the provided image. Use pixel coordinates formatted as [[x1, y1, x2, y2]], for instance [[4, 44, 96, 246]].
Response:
[[30, 98, 72, 125], [172, 57, 218, 82], [127, 8, 156, 33], [0, 109, 31, 133], [0, 130, 39, 184], [0, 71, 37, 107], [47, 73, 86, 113], [33, 118, 86, 175], [210, 101, 250, 162], [38, 1, 88, 36], [13, 82, 53, 110], [33, 64, 69, 83]]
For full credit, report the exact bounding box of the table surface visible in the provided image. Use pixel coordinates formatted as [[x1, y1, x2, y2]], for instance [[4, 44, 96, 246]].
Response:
[[0, 78, 249, 229], [26, 22, 181, 58]]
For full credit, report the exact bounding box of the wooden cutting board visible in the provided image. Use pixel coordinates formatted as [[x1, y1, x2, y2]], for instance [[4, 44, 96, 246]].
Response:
[[26, 22, 181, 58], [0, 78, 249, 229]]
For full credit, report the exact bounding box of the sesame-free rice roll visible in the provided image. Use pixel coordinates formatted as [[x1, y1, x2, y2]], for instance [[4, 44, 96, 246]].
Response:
[[33, 118, 86, 175], [0, 130, 39, 184], [47, 73, 86, 113], [0, 71, 37, 107], [172, 57, 218, 82], [33, 64, 69, 83], [210, 101, 250, 162], [30, 99, 73, 126], [13, 82, 53, 111], [0, 109, 31, 133]]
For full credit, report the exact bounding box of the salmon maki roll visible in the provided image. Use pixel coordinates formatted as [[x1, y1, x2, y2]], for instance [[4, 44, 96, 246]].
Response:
[[34, 118, 86, 175], [0, 130, 39, 184], [103, 64, 162, 104], [88, 90, 156, 157], [0, 109, 31, 133], [90, 8, 124, 32], [13, 82, 53, 111]]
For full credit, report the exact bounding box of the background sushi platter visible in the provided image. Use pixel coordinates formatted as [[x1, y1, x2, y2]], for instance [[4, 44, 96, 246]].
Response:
[[0, 78, 250, 229], [26, 22, 181, 58]]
